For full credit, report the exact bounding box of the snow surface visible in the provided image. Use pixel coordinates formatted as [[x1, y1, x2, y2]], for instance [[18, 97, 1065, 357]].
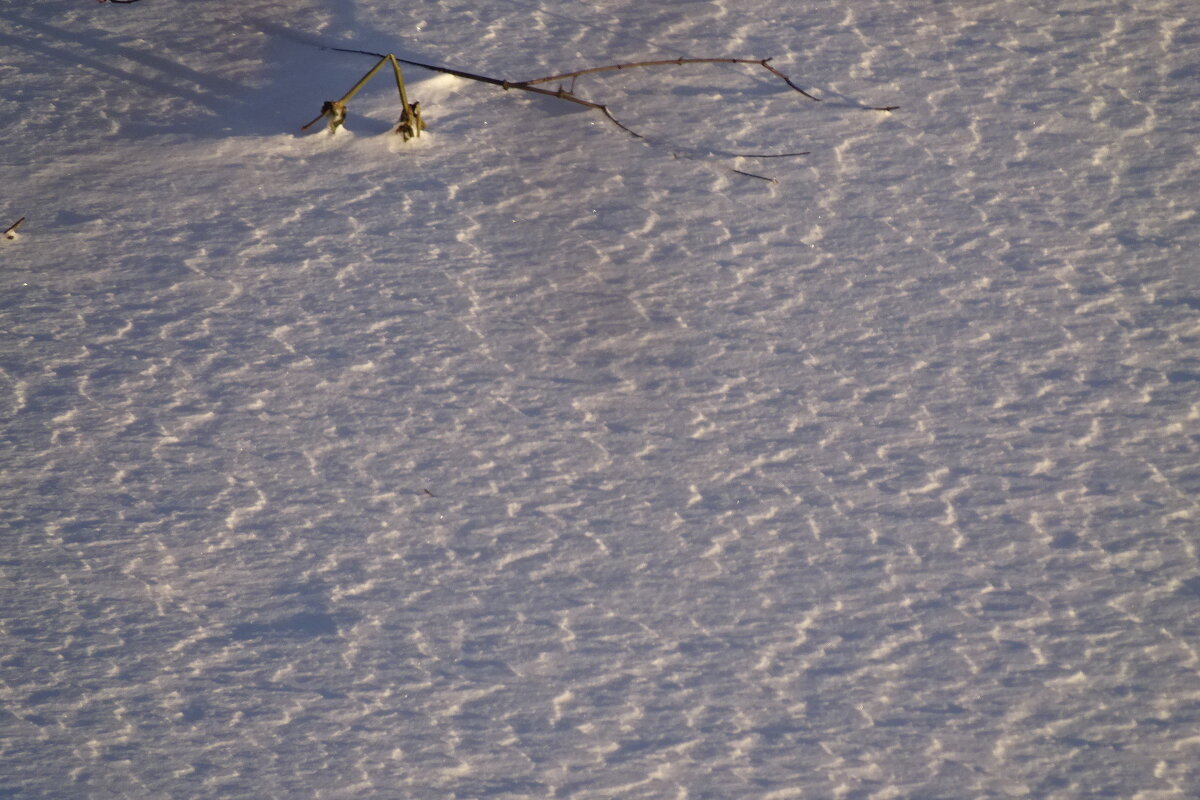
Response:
[[3, 0, 1200, 797]]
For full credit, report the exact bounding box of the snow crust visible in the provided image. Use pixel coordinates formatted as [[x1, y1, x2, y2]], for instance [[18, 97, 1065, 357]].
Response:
[[3, 1, 1199, 797]]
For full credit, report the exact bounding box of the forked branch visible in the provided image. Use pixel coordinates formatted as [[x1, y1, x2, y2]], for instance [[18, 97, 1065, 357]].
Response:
[[513, 57, 824, 102], [306, 46, 898, 181], [513, 56, 896, 110]]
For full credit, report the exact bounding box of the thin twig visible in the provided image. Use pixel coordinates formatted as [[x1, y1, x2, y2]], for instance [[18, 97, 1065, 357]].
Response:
[[322, 47, 851, 145], [516, 56, 897, 110], [316, 46, 873, 180], [667, 150, 782, 183], [738, 152, 810, 158], [731, 169, 777, 183], [517, 57, 771, 87], [517, 56, 827, 103], [4, 217, 26, 240], [503, 83, 645, 138], [758, 59, 897, 109], [755, 58, 821, 102]]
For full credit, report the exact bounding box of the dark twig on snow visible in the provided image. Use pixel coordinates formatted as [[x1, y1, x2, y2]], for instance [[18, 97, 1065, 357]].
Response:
[[737, 152, 811, 158], [4, 217, 26, 240], [515, 57, 816, 102], [320, 47, 862, 147], [730, 169, 777, 182], [311, 46, 897, 181], [515, 56, 898, 111], [516, 57, 773, 87]]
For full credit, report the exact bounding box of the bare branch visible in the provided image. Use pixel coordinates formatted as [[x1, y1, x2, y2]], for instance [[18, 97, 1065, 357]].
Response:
[[514, 56, 826, 103], [315, 45, 895, 181], [514, 56, 897, 110], [515, 57, 769, 87]]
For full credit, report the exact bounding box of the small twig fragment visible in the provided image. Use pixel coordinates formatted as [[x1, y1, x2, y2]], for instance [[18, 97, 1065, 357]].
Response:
[[730, 169, 778, 183], [738, 152, 810, 158], [4, 217, 25, 240]]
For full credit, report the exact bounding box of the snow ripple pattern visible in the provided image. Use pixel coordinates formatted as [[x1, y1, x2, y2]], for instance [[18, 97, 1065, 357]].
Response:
[[2, 0, 1199, 798]]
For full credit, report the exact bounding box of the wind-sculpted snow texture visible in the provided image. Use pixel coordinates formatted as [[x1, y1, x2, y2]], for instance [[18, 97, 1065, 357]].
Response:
[[2, 1, 1199, 797]]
